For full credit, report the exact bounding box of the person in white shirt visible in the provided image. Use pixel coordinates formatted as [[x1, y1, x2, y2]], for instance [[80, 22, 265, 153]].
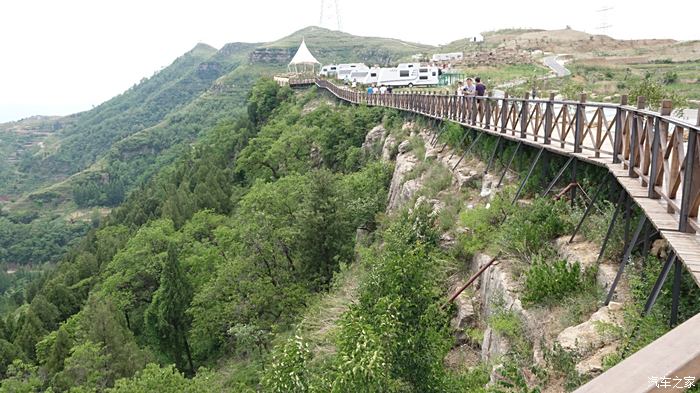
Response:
[[463, 78, 476, 96], [456, 81, 464, 96], [379, 85, 387, 94]]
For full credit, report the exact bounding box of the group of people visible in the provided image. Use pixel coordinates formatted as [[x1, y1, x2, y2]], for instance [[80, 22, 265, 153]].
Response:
[[366, 85, 393, 95], [456, 77, 486, 97]]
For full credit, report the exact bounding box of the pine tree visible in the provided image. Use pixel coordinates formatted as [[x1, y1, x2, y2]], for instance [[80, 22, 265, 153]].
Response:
[[144, 245, 195, 376]]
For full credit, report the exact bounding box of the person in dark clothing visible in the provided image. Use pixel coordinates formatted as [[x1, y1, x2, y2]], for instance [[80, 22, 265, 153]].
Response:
[[475, 77, 486, 96]]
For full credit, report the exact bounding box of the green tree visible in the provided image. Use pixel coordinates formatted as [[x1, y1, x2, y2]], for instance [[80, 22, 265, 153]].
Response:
[[144, 245, 194, 375], [13, 311, 46, 361], [107, 364, 211, 393], [0, 339, 24, 378], [52, 341, 111, 392], [0, 360, 42, 393]]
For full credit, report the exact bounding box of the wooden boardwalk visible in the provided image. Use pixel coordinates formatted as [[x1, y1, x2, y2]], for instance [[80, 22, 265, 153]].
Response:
[[316, 78, 700, 390], [316, 78, 700, 287], [574, 312, 700, 392]]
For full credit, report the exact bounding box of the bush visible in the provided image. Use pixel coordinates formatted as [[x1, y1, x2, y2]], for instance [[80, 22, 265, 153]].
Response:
[[522, 258, 592, 305], [628, 76, 687, 113], [662, 71, 679, 85], [498, 198, 573, 260], [437, 123, 466, 150]]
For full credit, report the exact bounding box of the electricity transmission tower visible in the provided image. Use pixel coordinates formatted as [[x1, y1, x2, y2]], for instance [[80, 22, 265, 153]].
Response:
[[596, 6, 613, 34], [319, 0, 342, 31]]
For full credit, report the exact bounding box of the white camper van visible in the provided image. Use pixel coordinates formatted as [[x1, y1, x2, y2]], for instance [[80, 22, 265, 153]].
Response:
[[377, 65, 438, 87], [320, 65, 338, 77], [349, 67, 380, 85], [336, 63, 368, 82]]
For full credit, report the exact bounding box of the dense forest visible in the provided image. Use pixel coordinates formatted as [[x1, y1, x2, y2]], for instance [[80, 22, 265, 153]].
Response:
[[0, 79, 407, 391]]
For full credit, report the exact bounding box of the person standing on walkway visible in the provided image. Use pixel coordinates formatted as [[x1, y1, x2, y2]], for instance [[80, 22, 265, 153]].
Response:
[[475, 77, 486, 120], [464, 78, 476, 96], [475, 77, 486, 96]]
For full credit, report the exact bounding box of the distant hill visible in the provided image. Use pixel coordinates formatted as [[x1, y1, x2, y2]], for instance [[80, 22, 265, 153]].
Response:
[[252, 26, 436, 66]]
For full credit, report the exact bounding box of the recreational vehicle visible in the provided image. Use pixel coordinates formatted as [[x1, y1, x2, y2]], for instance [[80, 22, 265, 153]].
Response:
[[320, 65, 338, 76], [349, 67, 380, 85], [336, 63, 368, 81], [376, 65, 438, 87]]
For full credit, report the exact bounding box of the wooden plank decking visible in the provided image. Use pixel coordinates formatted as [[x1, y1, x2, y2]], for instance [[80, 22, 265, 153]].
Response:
[[574, 313, 700, 392], [315, 78, 700, 390]]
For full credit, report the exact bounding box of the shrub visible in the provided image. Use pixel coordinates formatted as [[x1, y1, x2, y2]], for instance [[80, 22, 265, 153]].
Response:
[[498, 198, 573, 260], [662, 71, 679, 85], [438, 122, 466, 150], [261, 335, 312, 393], [522, 258, 592, 305]]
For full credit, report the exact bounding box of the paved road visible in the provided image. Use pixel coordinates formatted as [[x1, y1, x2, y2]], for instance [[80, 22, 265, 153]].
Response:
[[543, 55, 571, 77]]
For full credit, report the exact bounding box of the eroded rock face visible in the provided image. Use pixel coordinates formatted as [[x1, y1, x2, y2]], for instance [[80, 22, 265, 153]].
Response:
[[362, 125, 387, 157], [386, 145, 419, 210], [482, 326, 510, 361], [472, 253, 529, 362], [451, 293, 476, 345], [556, 302, 623, 355], [381, 134, 398, 161], [398, 139, 411, 154]]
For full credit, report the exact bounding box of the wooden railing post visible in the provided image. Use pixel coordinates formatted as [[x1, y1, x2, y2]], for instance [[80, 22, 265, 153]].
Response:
[[629, 96, 646, 178], [501, 93, 509, 133], [613, 95, 628, 163], [544, 92, 555, 144], [679, 108, 700, 232], [649, 100, 672, 198], [485, 92, 492, 129], [521, 92, 530, 138], [574, 93, 587, 153]]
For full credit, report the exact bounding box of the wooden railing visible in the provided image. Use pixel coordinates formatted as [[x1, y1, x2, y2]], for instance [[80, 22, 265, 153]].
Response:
[[316, 78, 700, 234]]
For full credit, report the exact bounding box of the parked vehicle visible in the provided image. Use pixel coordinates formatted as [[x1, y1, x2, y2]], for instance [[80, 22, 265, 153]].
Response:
[[376, 65, 439, 87], [320, 64, 338, 76], [336, 63, 368, 82], [349, 67, 380, 85]]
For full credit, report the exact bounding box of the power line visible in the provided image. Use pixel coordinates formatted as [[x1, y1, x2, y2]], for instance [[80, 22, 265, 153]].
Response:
[[319, 0, 342, 31]]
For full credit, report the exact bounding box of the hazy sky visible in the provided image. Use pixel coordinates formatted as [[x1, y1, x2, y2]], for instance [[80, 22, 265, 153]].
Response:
[[1, 0, 697, 122]]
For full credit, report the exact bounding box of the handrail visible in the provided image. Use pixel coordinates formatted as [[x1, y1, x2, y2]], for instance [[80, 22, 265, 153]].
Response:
[[316, 77, 700, 234]]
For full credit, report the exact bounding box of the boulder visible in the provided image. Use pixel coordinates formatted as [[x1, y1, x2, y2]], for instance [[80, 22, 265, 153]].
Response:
[[556, 302, 623, 355], [575, 343, 619, 376], [455, 170, 482, 190], [650, 238, 669, 259], [440, 232, 456, 250]]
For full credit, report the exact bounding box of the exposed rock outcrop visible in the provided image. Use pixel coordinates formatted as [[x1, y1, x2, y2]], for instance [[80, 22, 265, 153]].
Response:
[[554, 235, 598, 271], [556, 302, 623, 355], [381, 134, 398, 161], [362, 125, 387, 157]]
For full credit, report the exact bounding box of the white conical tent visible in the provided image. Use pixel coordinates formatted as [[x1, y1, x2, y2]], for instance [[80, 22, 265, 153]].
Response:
[[288, 39, 320, 74]]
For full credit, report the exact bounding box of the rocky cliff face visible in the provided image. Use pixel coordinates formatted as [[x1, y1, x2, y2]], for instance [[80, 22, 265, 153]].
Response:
[[249, 47, 295, 64]]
